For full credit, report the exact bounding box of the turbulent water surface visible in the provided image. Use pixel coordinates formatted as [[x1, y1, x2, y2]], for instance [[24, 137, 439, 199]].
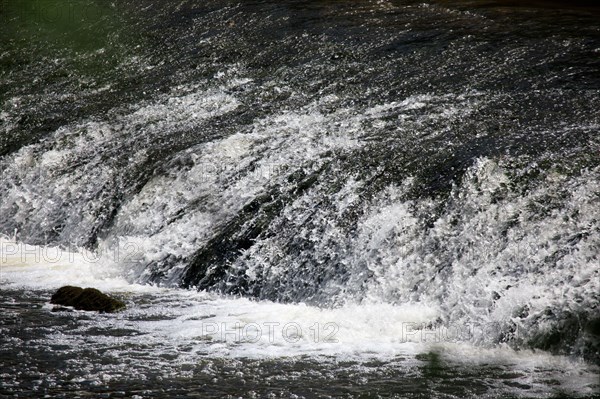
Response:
[[1, 0, 599, 397]]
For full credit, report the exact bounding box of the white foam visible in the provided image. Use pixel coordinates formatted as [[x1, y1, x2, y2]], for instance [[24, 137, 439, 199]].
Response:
[[2, 237, 597, 397], [1, 237, 155, 293], [0, 236, 438, 358]]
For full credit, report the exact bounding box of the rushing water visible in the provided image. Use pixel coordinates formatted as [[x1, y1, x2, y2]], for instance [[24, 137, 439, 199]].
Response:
[[1, 0, 599, 397]]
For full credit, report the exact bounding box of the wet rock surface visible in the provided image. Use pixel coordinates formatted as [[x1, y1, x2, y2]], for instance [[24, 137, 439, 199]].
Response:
[[50, 286, 126, 313]]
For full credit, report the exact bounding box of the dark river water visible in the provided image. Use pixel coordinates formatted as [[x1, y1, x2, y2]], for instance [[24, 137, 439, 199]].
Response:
[[1, 0, 599, 397]]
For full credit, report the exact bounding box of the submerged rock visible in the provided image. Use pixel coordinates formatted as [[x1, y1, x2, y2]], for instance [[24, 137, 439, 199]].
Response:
[[50, 286, 126, 313], [525, 309, 600, 365]]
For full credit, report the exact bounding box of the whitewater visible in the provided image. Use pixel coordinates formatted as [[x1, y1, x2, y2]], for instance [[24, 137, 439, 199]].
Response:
[[1, 0, 599, 397]]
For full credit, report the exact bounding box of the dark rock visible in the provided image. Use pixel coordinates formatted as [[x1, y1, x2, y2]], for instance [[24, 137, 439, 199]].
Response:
[[50, 286, 126, 313], [50, 306, 73, 313], [528, 311, 581, 352], [50, 286, 83, 307], [525, 310, 600, 364], [585, 316, 600, 338]]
